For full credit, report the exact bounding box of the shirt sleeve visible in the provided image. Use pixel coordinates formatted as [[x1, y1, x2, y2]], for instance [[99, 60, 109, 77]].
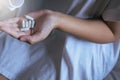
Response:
[[102, 0, 120, 22]]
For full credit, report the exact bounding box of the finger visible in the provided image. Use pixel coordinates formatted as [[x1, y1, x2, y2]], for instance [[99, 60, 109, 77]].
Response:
[[6, 31, 26, 39], [19, 30, 31, 35], [20, 31, 46, 44], [8, 30, 24, 38], [11, 23, 18, 27], [24, 30, 31, 35], [20, 35, 31, 42], [20, 33, 40, 44], [6, 17, 20, 23], [17, 31, 28, 36], [19, 17, 27, 21], [9, 23, 19, 30]]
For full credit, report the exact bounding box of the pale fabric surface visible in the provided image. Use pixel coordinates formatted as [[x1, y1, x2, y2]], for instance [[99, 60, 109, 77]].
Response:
[[104, 54, 120, 80], [102, 0, 120, 80], [0, 0, 120, 80]]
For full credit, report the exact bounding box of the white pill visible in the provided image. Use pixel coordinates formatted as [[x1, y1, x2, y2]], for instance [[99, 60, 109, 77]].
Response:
[[24, 28, 30, 31], [25, 21, 29, 28], [25, 15, 34, 20], [20, 28, 30, 31], [20, 28, 25, 31], [28, 20, 32, 28], [31, 20, 35, 28], [22, 20, 26, 28]]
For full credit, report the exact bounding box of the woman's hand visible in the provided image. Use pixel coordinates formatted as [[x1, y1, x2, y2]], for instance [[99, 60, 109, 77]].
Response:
[[20, 9, 119, 44], [0, 17, 27, 38], [20, 10, 58, 44]]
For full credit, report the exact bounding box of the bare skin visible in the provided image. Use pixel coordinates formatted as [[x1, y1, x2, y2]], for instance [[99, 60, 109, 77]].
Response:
[[18, 10, 120, 44], [0, 17, 28, 38], [0, 10, 119, 44]]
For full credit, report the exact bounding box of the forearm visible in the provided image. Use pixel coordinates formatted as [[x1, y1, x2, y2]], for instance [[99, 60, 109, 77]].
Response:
[[54, 12, 116, 43]]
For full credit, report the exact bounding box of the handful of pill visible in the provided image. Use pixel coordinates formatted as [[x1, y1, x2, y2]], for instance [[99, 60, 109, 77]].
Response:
[[20, 15, 35, 31]]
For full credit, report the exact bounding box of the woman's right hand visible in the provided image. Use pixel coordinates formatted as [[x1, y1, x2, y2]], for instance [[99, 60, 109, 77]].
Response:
[[0, 17, 27, 38]]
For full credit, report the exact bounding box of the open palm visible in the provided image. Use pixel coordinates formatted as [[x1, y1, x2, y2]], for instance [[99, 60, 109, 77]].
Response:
[[20, 10, 57, 44]]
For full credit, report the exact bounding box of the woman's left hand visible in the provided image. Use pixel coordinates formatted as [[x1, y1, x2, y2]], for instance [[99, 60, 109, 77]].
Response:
[[0, 17, 27, 38]]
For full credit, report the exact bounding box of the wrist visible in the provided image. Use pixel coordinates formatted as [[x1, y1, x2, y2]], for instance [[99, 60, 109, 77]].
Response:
[[51, 11, 72, 31], [51, 11, 64, 29], [43, 10, 62, 29]]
